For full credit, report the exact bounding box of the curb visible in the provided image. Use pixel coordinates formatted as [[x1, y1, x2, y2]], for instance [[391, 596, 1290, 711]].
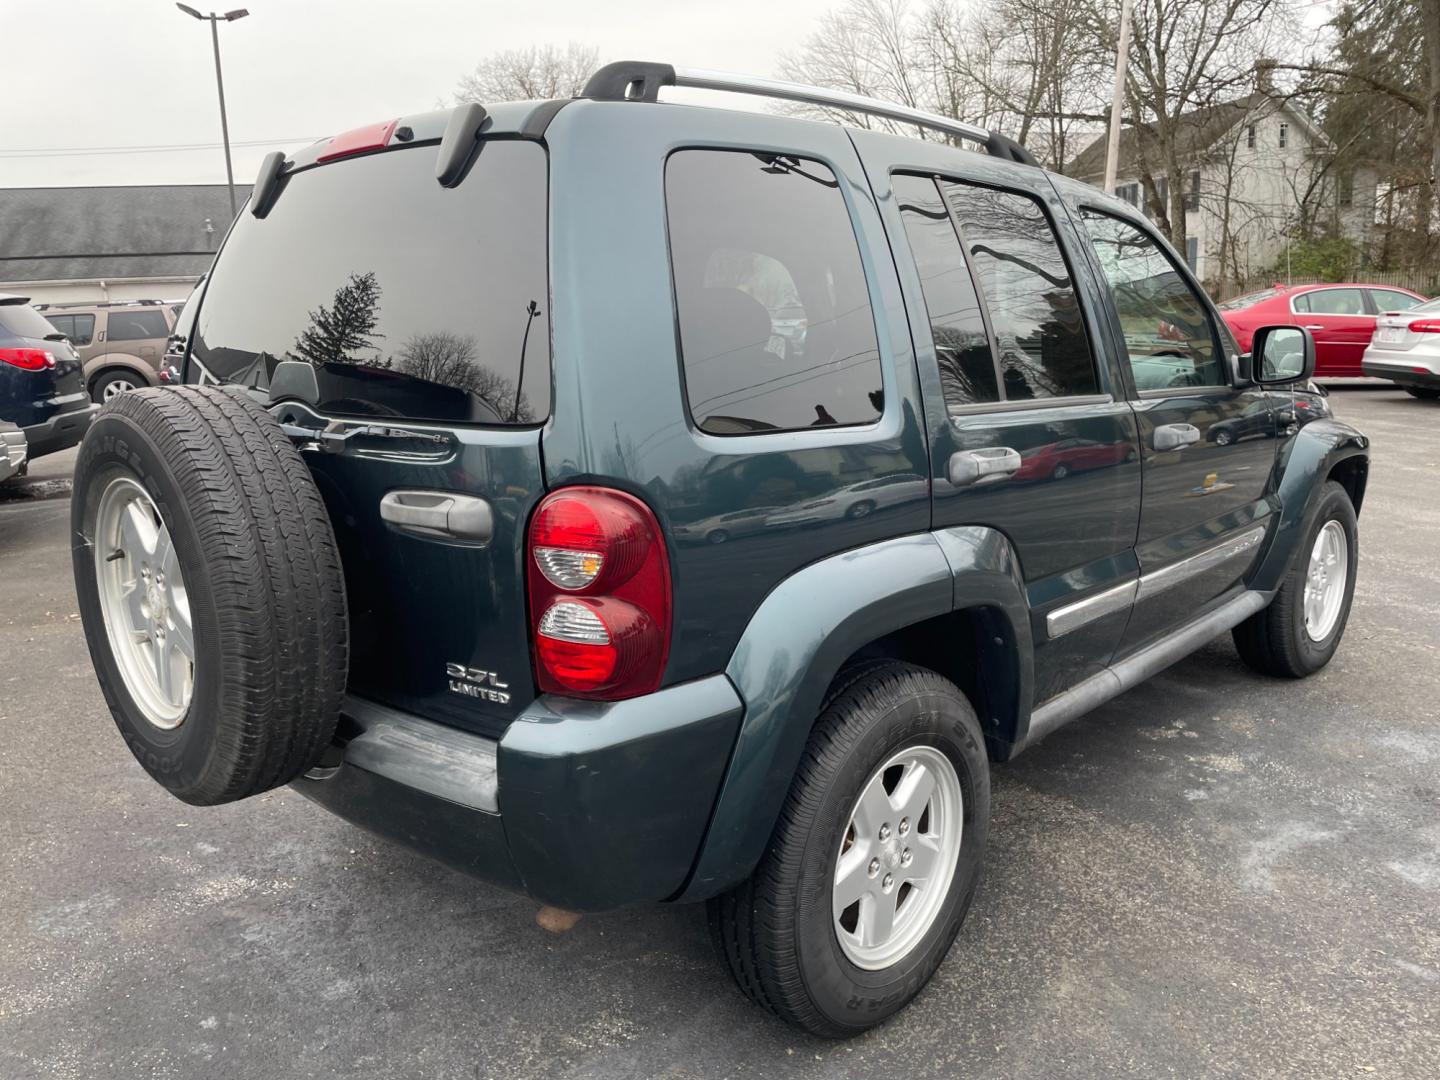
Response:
[[0, 478, 74, 504]]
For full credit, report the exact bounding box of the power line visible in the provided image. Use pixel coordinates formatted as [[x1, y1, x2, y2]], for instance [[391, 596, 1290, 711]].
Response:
[[0, 137, 318, 159]]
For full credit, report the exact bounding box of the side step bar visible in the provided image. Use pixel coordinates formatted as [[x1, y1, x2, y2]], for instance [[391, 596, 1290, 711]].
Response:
[[1019, 589, 1270, 752]]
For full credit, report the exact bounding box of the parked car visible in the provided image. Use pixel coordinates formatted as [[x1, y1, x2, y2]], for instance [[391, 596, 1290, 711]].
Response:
[[1360, 294, 1440, 399], [1219, 282, 1425, 377], [0, 294, 97, 459], [34, 299, 178, 404], [1013, 437, 1135, 481], [0, 420, 27, 484], [68, 65, 1368, 1038]]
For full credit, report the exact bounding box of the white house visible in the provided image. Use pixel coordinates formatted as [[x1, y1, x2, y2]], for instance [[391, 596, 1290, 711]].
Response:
[[1069, 89, 1373, 286]]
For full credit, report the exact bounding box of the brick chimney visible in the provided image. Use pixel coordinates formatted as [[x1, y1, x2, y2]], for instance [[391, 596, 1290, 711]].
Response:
[[1255, 58, 1278, 95]]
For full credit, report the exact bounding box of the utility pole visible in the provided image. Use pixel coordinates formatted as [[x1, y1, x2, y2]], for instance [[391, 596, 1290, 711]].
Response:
[[176, 5, 250, 219], [1103, 0, 1134, 194]]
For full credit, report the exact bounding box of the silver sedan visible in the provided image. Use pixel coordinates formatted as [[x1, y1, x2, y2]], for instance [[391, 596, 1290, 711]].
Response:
[[1361, 296, 1440, 399]]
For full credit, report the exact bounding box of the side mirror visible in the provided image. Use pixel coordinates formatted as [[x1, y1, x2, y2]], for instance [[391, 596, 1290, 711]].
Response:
[[1250, 324, 1315, 385]]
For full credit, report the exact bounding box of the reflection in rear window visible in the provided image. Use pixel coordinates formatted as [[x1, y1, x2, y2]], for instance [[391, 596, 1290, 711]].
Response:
[[191, 140, 550, 424]]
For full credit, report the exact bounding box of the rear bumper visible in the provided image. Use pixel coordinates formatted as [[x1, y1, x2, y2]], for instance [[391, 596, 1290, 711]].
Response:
[[22, 402, 98, 458], [0, 427, 26, 481], [1361, 357, 1440, 387], [293, 675, 745, 911]]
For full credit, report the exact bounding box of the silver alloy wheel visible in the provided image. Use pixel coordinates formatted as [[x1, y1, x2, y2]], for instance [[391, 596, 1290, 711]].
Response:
[[1302, 519, 1348, 642], [832, 744, 963, 970], [93, 476, 194, 728], [101, 376, 138, 402]]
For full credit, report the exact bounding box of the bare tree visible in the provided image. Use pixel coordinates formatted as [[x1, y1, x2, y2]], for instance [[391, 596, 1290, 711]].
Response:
[[454, 43, 599, 104]]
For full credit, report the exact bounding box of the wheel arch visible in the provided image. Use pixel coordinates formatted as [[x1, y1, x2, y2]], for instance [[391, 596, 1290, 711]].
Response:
[[1250, 418, 1369, 593], [676, 527, 1031, 902], [87, 356, 156, 391]]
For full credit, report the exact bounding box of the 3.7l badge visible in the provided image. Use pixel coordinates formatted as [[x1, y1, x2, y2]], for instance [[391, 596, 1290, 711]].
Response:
[[445, 662, 511, 704]]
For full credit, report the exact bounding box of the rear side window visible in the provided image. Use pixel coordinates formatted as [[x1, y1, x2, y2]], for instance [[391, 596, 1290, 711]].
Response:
[[192, 140, 550, 424], [1370, 289, 1421, 313], [666, 149, 883, 434], [67, 313, 96, 345], [108, 309, 170, 342], [891, 173, 998, 408], [1294, 288, 1365, 316], [940, 180, 1097, 400]]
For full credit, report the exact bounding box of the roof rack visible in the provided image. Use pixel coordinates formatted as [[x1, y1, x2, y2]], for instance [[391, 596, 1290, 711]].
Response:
[[580, 61, 1038, 166], [32, 298, 166, 311]]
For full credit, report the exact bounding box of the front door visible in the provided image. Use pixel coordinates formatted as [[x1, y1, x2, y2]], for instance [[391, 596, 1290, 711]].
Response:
[[863, 149, 1142, 704], [1292, 286, 1372, 376], [1064, 198, 1276, 652]]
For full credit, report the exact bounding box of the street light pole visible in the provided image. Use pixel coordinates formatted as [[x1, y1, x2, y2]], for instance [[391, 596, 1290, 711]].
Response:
[[1103, 0, 1134, 195], [176, 5, 250, 219]]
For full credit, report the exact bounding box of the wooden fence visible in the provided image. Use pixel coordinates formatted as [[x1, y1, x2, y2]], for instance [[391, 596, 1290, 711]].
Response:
[[1207, 270, 1440, 302]]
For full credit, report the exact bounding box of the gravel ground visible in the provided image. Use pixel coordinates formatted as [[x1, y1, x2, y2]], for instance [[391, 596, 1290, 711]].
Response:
[[1, 387, 1436, 1079]]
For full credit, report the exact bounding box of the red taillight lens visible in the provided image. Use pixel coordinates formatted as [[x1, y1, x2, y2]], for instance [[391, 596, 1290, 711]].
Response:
[[1408, 320, 1440, 333], [0, 347, 56, 371], [317, 118, 399, 162], [527, 488, 672, 700]]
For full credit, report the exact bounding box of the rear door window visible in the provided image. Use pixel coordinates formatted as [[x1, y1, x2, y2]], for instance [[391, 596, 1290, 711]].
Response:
[[191, 140, 550, 425], [1369, 289, 1421, 313], [939, 180, 1098, 400], [107, 309, 170, 342], [1294, 288, 1365, 316], [665, 149, 883, 434]]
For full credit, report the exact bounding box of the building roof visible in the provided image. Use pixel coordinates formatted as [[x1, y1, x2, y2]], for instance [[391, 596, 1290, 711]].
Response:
[[1068, 92, 1310, 181], [0, 184, 250, 283]]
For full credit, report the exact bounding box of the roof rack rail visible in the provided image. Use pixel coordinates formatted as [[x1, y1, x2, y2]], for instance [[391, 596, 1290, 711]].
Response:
[[580, 61, 1038, 167]]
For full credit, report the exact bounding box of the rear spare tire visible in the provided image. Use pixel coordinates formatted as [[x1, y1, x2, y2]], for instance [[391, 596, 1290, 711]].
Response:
[[72, 385, 348, 805]]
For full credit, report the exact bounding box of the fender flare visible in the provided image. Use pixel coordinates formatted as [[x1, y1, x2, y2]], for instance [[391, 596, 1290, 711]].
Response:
[[677, 527, 1031, 901], [1250, 418, 1369, 593]]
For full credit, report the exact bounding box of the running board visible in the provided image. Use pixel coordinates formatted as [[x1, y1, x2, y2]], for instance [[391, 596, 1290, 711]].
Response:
[[1018, 589, 1270, 752]]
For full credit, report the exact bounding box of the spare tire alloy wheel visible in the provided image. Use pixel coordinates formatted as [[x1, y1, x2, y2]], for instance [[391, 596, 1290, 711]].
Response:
[[93, 477, 193, 728], [73, 386, 348, 806]]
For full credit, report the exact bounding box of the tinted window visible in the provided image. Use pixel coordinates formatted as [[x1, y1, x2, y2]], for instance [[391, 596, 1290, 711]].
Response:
[[1295, 288, 1364, 315], [1080, 210, 1224, 390], [0, 302, 62, 341], [1370, 289, 1421, 313], [892, 174, 998, 408], [941, 180, 1097, 400], [70, 313, 95, 345], [666, 150, 882, 434], [43, 314, 73, 339], [107, 309, 169, 342], [192, 141, 550, 424]]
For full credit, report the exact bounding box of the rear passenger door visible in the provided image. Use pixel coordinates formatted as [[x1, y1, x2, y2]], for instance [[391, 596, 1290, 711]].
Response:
[[858, 137, 1142, 704], [1059, 187, 1276, 653], [1292, 287, 1372, 376]]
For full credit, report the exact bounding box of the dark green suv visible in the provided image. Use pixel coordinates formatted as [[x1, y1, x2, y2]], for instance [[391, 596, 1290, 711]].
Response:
[[70, 62, 1368, 1037]]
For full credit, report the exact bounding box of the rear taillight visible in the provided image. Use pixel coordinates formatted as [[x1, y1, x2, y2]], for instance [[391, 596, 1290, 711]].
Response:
[[1408, 319, 1440, 333], [527, 487, 672, 699], [0, 348, 56, 371]]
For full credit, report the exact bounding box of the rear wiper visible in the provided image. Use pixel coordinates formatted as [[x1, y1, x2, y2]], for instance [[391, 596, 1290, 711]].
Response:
[[43, 333, 68, 342]]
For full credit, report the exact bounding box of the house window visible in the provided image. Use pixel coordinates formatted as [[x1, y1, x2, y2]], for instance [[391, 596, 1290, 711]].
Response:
[[1246, 125, 1256, 149], [1338, 172, 1354, 207], [1186, 236, 1199, 271], [1153, 176, 1169, 216], [1116, 182, 1140, 207], [1184, 170, 1201, 212], [1278, 122, 1288, 149]]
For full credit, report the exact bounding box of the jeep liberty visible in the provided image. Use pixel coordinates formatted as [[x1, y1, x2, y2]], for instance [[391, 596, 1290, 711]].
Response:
[[71, 62, 1368, 1036]]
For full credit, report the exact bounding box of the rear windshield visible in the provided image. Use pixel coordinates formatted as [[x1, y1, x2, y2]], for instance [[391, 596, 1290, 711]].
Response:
[[0, 302, 62, 342], [1217, 287, 1281, 311], [191, 140, 550, 424]]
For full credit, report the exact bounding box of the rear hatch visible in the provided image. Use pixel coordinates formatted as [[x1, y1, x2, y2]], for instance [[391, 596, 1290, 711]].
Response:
[[0, 297, 88, 428], [185, 127, 552, 738]]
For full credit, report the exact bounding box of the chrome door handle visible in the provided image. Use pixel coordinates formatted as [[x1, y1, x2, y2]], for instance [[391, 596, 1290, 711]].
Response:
[[948, 447, 1021, 486], [1303, 324, 1324, 331], [380, 490, 493, 544], [1152, 423, 1200, 451]]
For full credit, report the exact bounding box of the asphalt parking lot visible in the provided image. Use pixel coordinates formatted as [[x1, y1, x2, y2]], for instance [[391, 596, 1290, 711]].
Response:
[[2, 386, 1437, 1079]]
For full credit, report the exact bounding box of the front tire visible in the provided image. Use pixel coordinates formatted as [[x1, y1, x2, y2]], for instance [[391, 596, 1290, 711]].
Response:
[[1233, 480, 1358, 677], [708, 662, 989, 1037]]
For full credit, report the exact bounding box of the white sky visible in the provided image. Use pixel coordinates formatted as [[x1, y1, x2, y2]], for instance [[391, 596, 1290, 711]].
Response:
[[1, 0, 836, 188]]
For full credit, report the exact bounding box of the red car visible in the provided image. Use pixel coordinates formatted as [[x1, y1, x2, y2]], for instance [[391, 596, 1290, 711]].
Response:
[[1219, 283, 1427, 377]]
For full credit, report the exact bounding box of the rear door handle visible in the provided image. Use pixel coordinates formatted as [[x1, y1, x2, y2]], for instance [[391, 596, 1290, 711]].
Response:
[[948, 447, 1021, 486], [1303, 324, 1324, 331], [1153, 423, 1201, 451], [379, 490, 493, 544]]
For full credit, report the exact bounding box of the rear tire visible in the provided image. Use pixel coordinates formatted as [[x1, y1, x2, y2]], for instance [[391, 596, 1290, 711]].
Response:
[[91, 368, 145, 404], [72, 386, 348, 805], [708, 662, 989, 1037], [1403, 386, 1440, 400], [1232, 481, 1357, 678]]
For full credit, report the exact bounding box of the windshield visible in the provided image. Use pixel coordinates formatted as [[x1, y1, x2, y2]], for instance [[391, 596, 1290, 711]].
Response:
[[190, 140, 550, 425]]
